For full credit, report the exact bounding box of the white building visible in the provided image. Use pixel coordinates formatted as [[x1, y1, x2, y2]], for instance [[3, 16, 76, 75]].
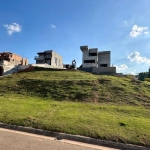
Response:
[[80, 46, 110, 68], [80, 46, 116, 74]]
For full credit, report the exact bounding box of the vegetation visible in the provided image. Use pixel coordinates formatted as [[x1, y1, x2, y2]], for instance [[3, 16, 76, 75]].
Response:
[[138, 68, 150, 81], [0, 68, 150, 147]]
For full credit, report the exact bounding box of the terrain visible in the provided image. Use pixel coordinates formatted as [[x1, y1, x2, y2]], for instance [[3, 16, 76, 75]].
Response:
[[0, 68, 150, 147]]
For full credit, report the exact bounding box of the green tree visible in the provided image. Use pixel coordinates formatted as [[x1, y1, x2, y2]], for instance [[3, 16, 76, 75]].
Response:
[[147, 67, 150, 78]]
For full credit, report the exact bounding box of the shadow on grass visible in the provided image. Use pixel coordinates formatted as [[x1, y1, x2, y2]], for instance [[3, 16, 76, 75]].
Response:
[[15, 79, 94, 101]]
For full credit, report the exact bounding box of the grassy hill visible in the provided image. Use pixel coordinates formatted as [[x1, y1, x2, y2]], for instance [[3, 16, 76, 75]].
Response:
[[0, 68, 150, 147]]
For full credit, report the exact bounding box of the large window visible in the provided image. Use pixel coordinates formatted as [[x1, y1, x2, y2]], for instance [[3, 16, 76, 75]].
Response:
[[100, 64, 108, 67], [89, 53, 97, 56], [84, 60, 95, 63], [37, 60, 43, 63]]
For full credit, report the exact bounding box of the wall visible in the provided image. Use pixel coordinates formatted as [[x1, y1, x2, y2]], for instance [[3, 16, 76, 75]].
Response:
[[1, 60, 20, 65], [78, 67, 93, 73], [93, 67, 116, 74], [11, 53, 22, 62], [82, 51, 98, 68], [98, 52, 110, 67], [2, 65, 31, 76], [51, 51, 63, 68], [3, 65, 18, 75], [21, 58, 28, 65], [31, 63, 64, 69], [18, 65, 30, 70]]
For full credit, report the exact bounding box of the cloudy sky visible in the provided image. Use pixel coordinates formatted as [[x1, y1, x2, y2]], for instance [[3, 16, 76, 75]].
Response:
[[0, 0, 150, 74]]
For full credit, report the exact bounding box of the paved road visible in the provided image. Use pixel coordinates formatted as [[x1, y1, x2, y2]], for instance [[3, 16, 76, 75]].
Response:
[[0, 128, 119, 150]]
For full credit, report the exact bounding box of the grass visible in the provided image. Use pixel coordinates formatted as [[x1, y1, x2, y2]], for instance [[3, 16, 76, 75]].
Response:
[[0, 68, 150, 147]]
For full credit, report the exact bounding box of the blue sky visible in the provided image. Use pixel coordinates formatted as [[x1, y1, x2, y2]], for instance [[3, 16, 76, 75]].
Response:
[[1, 0, 150, 74]]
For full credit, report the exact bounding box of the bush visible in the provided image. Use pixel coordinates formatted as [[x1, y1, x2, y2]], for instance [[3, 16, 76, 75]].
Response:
[[144, 78, 150, 82]]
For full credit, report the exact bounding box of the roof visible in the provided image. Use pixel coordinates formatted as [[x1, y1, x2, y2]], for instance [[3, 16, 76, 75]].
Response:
[[37, 50, 53, 54]]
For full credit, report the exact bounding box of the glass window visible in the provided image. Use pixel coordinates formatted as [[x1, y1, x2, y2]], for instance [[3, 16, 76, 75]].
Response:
[[84, 60, 95, 63]]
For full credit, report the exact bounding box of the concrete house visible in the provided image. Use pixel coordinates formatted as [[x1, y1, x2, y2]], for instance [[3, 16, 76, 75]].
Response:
[[79, 46, 116, 74], [34, 50, 63, 68]]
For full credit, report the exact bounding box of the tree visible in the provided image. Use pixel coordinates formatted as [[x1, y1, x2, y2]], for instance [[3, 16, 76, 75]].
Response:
[[147, 67, 150, 78]]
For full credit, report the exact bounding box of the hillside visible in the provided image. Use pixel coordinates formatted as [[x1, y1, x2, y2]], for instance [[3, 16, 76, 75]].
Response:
[[0, 68, 150, 147], [1, 68, 150, 106]]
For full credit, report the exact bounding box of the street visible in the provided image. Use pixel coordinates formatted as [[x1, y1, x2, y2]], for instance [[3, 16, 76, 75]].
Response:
[[0, 128, 119, 150]]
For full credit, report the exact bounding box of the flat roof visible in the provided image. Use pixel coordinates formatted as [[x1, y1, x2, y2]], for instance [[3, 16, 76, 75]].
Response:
[[98, 51, 110, 54], [37, 50, 53, 54]]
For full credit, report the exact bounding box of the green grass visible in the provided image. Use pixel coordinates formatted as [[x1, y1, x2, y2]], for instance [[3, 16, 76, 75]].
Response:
[[0, 68, 150, 147]]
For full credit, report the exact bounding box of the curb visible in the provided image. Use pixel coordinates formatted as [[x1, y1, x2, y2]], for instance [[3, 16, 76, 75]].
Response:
[[0, 122, 149, 150]]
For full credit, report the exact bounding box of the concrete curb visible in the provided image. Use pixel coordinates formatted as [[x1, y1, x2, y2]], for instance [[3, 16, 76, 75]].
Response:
[[0, 122, 149, 150]]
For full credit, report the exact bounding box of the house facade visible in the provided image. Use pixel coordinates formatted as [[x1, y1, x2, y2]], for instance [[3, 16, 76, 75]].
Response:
[[0, 52, 28, 76], [80, 46, 116, 74], [0, 52, 28, 66], [34, 50, 63, 68]]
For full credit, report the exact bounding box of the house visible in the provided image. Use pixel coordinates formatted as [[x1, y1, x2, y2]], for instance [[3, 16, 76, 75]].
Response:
[[79, 46, 116, 74], [34, 50, 63, 68], [0, 52, 28, 76], [0, 52, 28, 66]]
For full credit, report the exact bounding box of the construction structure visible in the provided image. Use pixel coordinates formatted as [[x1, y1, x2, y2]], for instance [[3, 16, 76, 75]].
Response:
[[79, 46, 116, 74], [63, 60, 76, 69], [0, 52, 28, 66], [34, 50, 63, 69], [0, 52, 28, 76]]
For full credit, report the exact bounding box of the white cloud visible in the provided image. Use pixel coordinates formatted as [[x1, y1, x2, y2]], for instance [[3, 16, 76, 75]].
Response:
[[127, 70, 137, 75], [130, 25, 149, 37], [114, 64, 128, 71], [127, 51, 150, 64], [51, 24, 56, 28], [3, 23, 22, 35]]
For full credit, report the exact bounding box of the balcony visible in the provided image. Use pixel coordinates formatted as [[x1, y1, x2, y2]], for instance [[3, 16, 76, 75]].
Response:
[[34, 56, 44, 60]]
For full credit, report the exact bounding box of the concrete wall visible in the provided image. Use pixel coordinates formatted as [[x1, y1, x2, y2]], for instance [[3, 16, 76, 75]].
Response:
[[1, 64, 31, 76], [93, 67, 116, 74], [31, 63, 64, 69], [51, 51, 63, 68], [18, 65, 30, 70], [82, 50, 98, 68], [98, 51, 110, 67], [0, 60, 20, 65], [3, 65, 18, 75]]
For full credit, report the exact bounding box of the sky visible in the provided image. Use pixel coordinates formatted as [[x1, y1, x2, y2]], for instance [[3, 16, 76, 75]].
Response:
[[0, 0, 150, 74]]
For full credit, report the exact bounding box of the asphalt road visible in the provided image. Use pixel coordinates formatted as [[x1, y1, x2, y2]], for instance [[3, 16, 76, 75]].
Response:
[[0, 128, 119, 150]]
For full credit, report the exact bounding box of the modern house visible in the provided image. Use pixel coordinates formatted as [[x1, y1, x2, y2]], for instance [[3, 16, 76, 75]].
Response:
[[79, 46, 116, 74], [34, 50, 63, 68]]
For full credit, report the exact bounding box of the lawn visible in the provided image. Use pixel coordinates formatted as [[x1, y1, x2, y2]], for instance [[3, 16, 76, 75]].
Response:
[[0, 68, 150, 147]]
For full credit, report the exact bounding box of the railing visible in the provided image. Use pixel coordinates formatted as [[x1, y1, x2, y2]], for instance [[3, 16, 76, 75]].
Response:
[[34, 56, 39, 59]]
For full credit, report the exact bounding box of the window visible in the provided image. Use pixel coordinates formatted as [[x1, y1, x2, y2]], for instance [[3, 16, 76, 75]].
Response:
[[89, 53, 97, 56], [84, 60, 95, 63], [47, 54, 51, 57], [37, 60, 43, 63], [55, 57, 57, 66], [100, 64, 107, 67]]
